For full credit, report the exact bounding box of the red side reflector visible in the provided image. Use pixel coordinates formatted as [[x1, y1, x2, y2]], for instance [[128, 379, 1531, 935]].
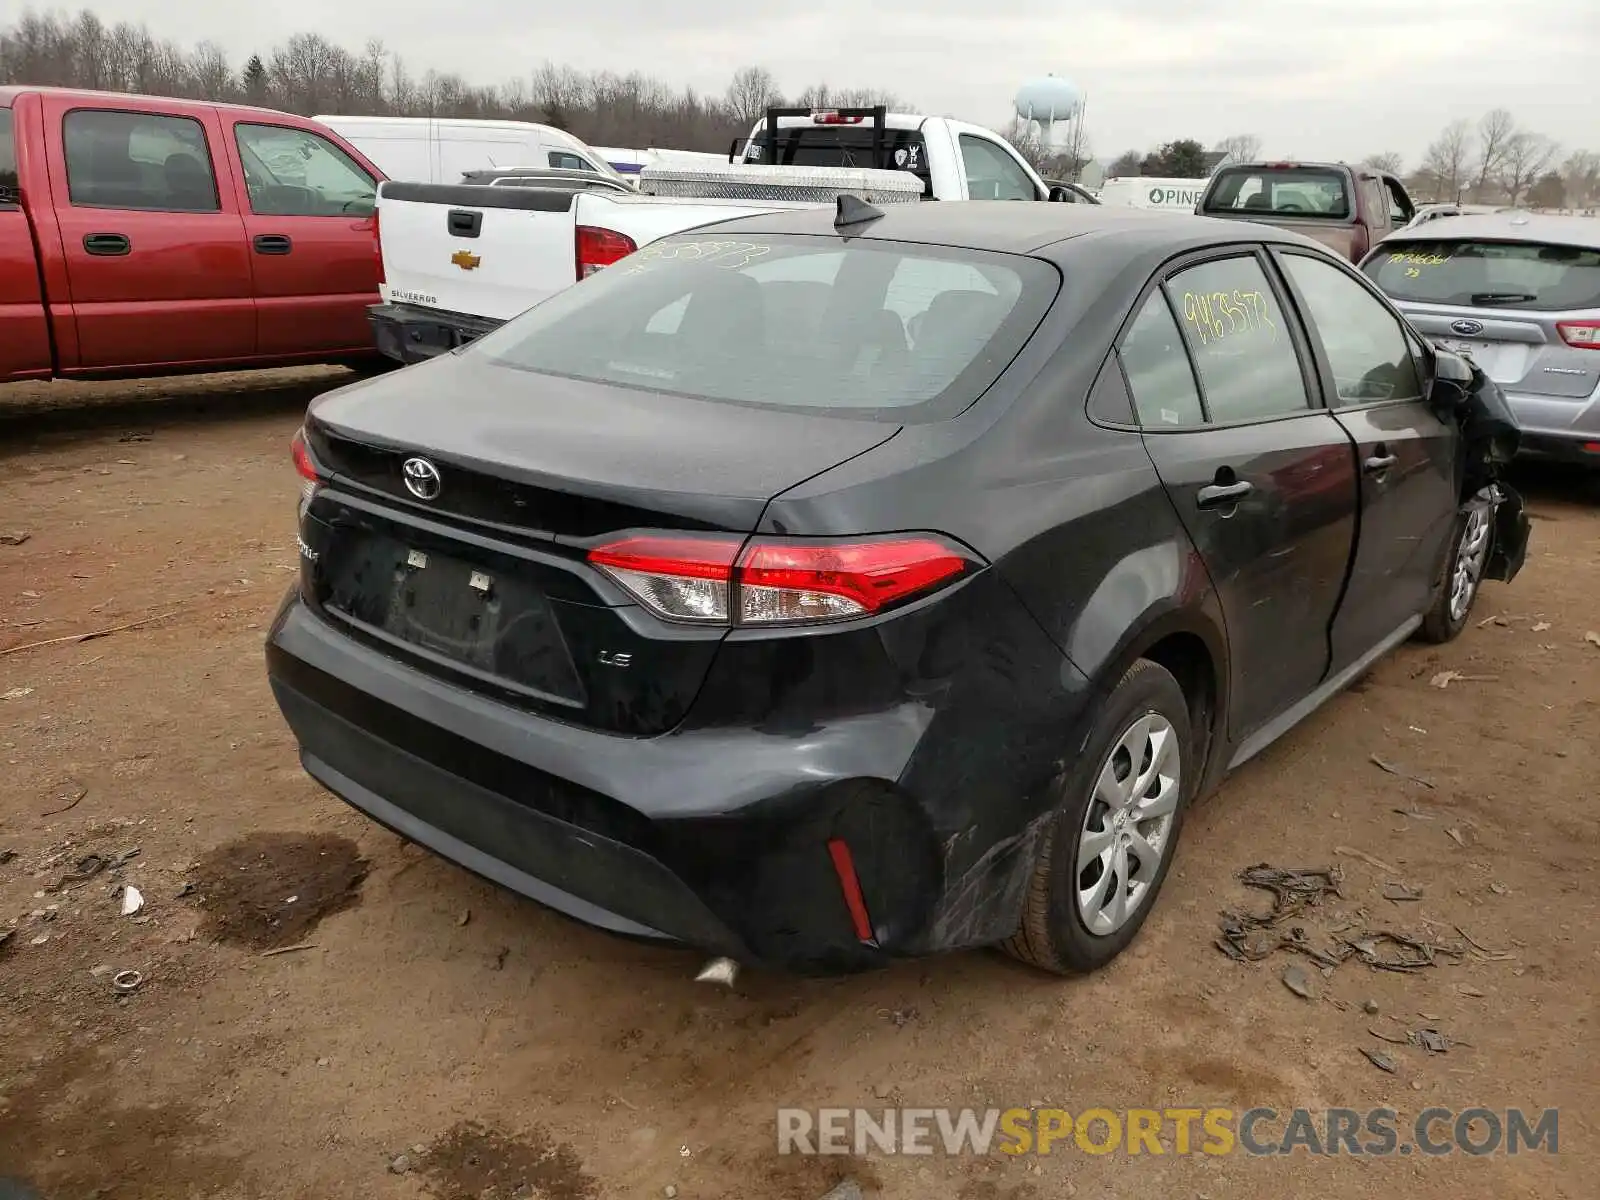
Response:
[[290, 429, 318, 482], [1581, 442, 1600, 454], [1557, 319, 1600, 350], [826, 837, 876, 943], [575, 225, 637, 279]]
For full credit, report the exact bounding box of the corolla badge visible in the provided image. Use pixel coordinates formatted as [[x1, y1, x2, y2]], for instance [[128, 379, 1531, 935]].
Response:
[[1450, 318, 1485, 336], [401, 456, 443, 501]]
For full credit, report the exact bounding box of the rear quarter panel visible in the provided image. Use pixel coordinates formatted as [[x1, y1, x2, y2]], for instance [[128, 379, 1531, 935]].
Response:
[[758, 256, 1232, 944]]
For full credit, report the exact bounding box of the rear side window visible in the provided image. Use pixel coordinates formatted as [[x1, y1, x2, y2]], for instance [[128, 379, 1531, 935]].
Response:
[[0, 109, 17, 206], [1166, 256, 1310, 423], [1363, 238, 1600, 312], [1118, 292, 1205, 427], [235, 124, 376, 216], [473, 235, 1059, 421], [1202, 166, 1351, 220], [63, 109, 219, 213]]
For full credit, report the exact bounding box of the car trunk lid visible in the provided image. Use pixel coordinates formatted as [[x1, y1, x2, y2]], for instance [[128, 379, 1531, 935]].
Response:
[[299, 353, 901, 735]]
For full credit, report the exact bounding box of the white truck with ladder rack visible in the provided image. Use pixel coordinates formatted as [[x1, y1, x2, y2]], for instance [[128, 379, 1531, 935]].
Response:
[[367, 106, 1084, 365]]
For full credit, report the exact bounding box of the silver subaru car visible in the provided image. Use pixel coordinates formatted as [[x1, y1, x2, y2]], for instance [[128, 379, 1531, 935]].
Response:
[[1361, 212, 1600, 464]]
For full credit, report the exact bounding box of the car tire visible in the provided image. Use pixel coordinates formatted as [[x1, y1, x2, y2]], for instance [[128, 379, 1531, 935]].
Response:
[[1417, 496, 1494, 644], [1001, 658, 1193, 975]]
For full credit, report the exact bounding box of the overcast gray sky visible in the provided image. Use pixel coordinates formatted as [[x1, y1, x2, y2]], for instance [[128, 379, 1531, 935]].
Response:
[[68, 0, 1600, 164]]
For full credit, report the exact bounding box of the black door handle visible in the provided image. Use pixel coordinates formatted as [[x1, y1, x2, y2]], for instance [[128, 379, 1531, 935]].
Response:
[[446, 209, 482, 238], [1197, 480, 1254, 508], [253, 234, 293, 255], [83, 233, 130, 256], [1364, 453, 1398, 473]]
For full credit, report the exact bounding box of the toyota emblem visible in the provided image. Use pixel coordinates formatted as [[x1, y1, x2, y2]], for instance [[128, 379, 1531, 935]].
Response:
[[1449, 318, 1485, 337], [401, 456, 443, 501]]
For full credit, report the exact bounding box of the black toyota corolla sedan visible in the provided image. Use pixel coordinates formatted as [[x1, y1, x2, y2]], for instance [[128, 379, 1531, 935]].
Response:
[[267, 200, 1528, 977]]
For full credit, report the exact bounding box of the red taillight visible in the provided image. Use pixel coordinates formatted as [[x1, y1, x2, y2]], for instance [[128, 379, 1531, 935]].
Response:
[[1557, 319, 1600, 350], [588, 535, 740, 623], [291, 428, 318, 482], [812, 110, 865, 125], [587, 533, 979, 626], [575, 225, 637, 280], [291, 428, 320, 509], [369, 208, 384, 286]]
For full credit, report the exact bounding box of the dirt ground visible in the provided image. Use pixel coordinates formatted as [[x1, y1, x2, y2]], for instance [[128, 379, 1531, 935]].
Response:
[[1, 368, 1596, 1200]]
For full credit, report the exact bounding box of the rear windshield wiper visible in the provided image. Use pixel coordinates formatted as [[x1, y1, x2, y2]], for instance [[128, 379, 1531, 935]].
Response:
[[1469, 292, 1537, 305]]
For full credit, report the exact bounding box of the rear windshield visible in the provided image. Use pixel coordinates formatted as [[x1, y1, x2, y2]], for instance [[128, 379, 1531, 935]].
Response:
[[472, 234, 1059, 421], [0, 109, 17, 205], [1202, 166, 1352, 220], [1364, 239, 1600, 311], [743, 127, 932, 194]]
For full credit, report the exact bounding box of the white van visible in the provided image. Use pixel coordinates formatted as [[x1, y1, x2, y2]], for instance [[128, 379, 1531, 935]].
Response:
[[313, 115, 624, 185], [1096, 176, 1210, 212]]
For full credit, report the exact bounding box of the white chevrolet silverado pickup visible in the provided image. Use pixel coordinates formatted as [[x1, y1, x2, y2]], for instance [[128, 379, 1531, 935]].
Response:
[[367, 106, 1083, 364]]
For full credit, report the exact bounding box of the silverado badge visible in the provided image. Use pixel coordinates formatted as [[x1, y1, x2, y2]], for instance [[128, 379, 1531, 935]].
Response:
[[451, 250, 482, 271]]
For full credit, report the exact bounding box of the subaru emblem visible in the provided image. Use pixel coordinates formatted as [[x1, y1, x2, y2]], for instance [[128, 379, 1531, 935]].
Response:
[[401, 456, 443, 501], [1450, 318, 1485, 337]]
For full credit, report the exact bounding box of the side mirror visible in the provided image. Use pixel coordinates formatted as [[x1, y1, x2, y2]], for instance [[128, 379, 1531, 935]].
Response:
[[1047, 184, 1076, 203], [1428, 347, 1474, 414]]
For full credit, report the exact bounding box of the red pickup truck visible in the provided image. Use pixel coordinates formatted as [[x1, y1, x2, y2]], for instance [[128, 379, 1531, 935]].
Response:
[[1, 87, 386, 384]]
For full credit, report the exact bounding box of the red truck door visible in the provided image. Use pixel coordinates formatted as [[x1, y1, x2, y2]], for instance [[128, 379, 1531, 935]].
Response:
[[38, 96, 254, 372], [0, 105, 53, 382], [222, 119, 381, 358]]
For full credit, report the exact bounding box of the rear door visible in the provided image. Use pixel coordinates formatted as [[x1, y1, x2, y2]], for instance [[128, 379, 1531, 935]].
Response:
[[226, 120, 381, 358], [0, 104, 52, 382], [42, 97, 254, 370], [1119, 250, 1360, 739], [1362, 234, 1600, 446], [1276, 249, 1458, 673]]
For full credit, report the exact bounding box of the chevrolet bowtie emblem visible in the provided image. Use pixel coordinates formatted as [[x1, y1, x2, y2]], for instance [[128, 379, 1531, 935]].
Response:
[[451, 250, 482, 270]]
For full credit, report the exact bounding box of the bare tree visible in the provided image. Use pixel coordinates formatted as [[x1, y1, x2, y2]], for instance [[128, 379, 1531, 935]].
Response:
[[0, 10, 914, 155], [1362, 151, 1404, 175], [1561, 149, 1600, 209], [1422, 120, 1474, 202], [1471, 107, 1516, 198], [725, 65, 781, 127], [1214, 133, 1261, 164], [1108, 149, 1144, 178], [1500, 132, 1559, 206]]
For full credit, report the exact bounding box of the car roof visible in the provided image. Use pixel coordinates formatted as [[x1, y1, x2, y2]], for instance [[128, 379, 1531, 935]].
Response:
[[0, 84, 295, 121], [689, 200, 1332, 260], [1383, 211, 1600, 250]]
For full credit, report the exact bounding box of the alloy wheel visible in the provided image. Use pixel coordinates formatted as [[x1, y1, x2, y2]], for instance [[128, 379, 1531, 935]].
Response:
[[1449, 505, 1492, 623], [1075, 712, 1181, 936]]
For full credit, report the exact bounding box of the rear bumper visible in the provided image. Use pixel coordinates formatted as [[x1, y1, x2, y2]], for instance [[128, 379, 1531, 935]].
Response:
[[1494, 391, 1600, 464], [367, 302, 504, 365], [265, 590, 952, 973]]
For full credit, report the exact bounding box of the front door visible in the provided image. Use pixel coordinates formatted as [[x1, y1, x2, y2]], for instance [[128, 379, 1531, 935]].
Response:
[[225, 120, 381, 358], [1119, 251, 1361, 740], [1275, 250, 1459, 673], [42, 98, 254, 371]]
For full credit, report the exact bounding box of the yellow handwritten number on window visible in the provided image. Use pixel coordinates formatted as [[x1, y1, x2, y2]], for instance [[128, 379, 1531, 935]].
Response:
[[1181, 290, 1277, 347]]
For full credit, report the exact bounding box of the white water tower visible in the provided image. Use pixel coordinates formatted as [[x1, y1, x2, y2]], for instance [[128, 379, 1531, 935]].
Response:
[[1014, 75, 1083, 146]]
